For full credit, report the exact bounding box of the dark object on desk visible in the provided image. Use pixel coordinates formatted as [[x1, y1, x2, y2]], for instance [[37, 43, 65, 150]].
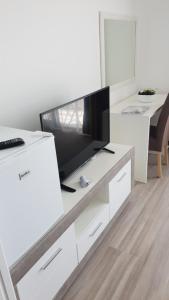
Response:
[[102, 147, 115, 154], [149, 94, 169, 177], [0, 138, 25, 150], [79, 176, 90, 188], [138, 89, 156, 95], [94, 147, 115, 154], [61, 184, 76, 193]]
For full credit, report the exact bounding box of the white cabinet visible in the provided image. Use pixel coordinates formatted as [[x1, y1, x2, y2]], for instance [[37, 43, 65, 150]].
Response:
[[7, 141, 133, 300], [0, 127, 63, 266], [109, 160, 131, 219], [17, 224, 78, 300], [75, 161, 131, 262]]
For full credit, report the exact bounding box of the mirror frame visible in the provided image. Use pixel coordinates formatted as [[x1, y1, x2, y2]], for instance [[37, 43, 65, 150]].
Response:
[[99, 12, 137, 90]]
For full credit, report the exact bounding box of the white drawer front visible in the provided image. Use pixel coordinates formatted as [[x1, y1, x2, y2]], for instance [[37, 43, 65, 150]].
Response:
[[109, 160, 131, 219], [17, 224, 78, 300], [77, 206, 109, 262]]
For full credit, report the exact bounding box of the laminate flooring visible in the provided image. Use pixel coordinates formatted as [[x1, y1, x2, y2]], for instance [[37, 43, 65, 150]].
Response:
[[63, 157, 169, 300]]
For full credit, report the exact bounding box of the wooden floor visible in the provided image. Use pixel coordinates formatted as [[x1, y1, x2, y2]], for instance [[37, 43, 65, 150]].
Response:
[[63, 157, 169, 300]]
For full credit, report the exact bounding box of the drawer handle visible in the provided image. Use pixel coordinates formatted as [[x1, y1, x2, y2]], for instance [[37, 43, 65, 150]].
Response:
[[40, 248, 62, 271], [117, 172, 127, 183], [89, 222, 103, 238]]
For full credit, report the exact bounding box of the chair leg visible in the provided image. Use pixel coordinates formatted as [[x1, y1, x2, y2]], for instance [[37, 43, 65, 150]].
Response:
[[157, 153, 162, 177], [163, 145, 169, 165]]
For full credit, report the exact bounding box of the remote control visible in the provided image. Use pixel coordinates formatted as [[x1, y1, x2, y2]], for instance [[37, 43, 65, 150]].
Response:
[[0, 138, 25, 150]]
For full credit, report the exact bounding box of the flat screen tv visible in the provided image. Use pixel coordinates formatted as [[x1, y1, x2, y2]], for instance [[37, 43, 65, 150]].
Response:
[[40, 86, 110, 183]]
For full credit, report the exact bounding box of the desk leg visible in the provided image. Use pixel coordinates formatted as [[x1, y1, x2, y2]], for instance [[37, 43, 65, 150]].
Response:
[[110, 114, 150, 183]]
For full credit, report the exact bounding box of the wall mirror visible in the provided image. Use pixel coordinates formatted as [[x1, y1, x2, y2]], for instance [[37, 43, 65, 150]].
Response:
[[99, 13, 136, 89]]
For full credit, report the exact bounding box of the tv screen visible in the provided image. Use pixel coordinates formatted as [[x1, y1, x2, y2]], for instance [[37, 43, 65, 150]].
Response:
[[40, 86, 110, 181]]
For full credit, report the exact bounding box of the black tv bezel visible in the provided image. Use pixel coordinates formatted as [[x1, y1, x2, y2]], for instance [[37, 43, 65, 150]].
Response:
[[40, 86, 110, 181]]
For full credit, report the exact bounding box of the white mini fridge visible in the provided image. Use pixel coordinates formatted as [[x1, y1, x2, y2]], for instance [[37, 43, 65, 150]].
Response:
[[0, 127, 63, 267]]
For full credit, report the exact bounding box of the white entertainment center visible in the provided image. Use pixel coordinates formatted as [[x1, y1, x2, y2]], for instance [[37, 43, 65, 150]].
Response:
[[0, 127, 134, 300]]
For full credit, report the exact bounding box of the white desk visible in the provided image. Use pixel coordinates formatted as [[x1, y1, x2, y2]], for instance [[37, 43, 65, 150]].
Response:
[[110, 93, 167, 183]]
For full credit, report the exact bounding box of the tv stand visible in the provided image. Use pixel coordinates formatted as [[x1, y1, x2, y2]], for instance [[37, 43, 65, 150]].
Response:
[[61, 184, 76, 193], [94, 147, 115, 154], [12, 143, 134, 300], [102, 147, 115, 154]]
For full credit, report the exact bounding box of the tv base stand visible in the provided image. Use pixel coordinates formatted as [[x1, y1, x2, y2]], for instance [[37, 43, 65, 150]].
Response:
[[61, 184, 76, 193], [102, 147, 115, 154], [94, 147, 115, 154]]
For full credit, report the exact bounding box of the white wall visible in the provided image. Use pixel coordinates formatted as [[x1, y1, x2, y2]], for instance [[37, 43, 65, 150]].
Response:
[[135, 0, 169, 92], [0, 0, 135, 130]]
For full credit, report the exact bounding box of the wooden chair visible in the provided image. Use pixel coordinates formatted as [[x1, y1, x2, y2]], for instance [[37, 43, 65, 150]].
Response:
[[149, 94, 169, 177]]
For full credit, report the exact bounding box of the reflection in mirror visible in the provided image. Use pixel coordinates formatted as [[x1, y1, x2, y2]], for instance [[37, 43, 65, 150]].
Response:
[[100, 13, 136, 88]]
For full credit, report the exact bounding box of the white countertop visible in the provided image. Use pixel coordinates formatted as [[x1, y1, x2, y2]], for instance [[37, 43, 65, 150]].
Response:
[[110, 93, 167, 119]]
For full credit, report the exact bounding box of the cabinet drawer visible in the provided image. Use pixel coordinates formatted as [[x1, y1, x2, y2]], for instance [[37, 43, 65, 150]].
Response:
[[17, 224, 78, 300], [77, 206, 109, 262], [109, 160, 131, 219]]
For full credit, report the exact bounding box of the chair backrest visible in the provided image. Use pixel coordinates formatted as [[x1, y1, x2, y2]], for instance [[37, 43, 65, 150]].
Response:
[[156, 93, 169, 150]]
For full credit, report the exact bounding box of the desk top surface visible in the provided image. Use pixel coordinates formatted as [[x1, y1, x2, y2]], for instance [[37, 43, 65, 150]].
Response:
[[110, 93, 167, 118]]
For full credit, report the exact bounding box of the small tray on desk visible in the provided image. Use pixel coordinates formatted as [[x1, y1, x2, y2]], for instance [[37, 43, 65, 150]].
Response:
[[121, 105, 149, 114]]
